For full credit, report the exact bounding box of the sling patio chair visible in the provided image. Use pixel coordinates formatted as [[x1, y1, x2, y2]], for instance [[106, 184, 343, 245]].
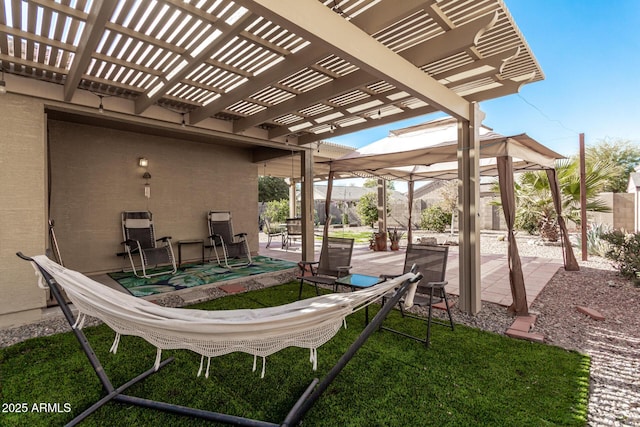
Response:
[[206, 211, 252, 268], [283, 217, 303, 251], [121, 211, 177, 279], [380, 243, 454, 347], [297, 236, 354, 299], [263, 218, 284, 248]]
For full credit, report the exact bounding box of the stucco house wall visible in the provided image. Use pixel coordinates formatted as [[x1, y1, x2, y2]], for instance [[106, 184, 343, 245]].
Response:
[[0, 94, 48, 327], [0, 95, 259, 328]]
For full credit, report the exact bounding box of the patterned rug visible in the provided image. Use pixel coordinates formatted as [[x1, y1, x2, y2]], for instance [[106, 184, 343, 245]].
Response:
[[108, 256, 298, 297]]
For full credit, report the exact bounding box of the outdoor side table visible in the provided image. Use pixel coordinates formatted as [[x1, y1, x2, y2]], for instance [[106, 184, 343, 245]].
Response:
[[177, 239, 205, 266], [335, 274, 383, 325]]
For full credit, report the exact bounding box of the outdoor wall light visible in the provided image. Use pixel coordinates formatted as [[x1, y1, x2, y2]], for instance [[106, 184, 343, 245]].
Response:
[[97, 94, 104, 113], [138, 157, 148, 168]]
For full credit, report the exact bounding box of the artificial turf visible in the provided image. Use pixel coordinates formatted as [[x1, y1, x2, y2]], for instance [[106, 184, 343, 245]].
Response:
[[0, 282, 590, 426]]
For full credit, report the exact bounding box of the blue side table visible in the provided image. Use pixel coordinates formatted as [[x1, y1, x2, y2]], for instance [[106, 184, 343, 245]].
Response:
[[335, 274, 383, 324]]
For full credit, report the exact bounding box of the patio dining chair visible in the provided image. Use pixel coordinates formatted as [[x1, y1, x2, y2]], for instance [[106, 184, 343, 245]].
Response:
[[380, 243, 454, 347], [283, 218, 302, 251], [263, 218, 284, 248], [206, 211, 252, 268], [121, 211, 177, 279], [297, 236, 354, 299]]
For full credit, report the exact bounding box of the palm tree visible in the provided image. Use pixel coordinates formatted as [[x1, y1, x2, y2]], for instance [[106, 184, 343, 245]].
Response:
[[493, 157, 614, 241]]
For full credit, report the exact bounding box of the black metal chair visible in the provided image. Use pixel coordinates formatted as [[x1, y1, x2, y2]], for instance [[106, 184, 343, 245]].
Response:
[[206, 211, 252, 268], [121, 211, 176, 278], [297, 236, 354, 299], [380, 243, 454, 347], [283, 217, 302, 250]]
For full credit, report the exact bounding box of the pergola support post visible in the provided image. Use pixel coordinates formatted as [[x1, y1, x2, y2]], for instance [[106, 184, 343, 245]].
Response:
[[301, 149, 315, 261], [289, 179, 297, 218], [323, 171, 335, 240], [457, 103, 483, 315]]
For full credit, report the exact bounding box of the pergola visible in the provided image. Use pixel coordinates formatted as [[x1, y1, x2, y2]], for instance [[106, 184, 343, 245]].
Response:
[[1, 0, 545, 314], [322, 117, 580, 315]]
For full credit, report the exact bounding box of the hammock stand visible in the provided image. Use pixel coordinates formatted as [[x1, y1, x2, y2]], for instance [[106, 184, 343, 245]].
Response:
[[17, 252, 420, 427]]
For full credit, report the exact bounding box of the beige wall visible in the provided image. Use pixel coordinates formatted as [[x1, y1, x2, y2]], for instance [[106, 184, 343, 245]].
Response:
[[48, 120, 259, 274], [0, 94, 48, 327], [588, 192, 635, 232], [0, 104, 259, 328]]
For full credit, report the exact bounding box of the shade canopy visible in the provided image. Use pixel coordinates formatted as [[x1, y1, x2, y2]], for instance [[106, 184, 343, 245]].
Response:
[[323, 118, 564, 180]]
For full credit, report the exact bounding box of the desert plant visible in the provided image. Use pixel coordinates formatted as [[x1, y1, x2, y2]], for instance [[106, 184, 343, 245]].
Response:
[[577, 223, 611, 257], [491, 157, 615, 240], [387, 228, 404, 242], [601, 230, 640, 283], [420, 205, 452, 233]]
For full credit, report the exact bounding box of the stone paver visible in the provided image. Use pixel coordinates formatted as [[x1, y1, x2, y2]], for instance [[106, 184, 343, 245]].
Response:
[[261, 241, 560, 308]]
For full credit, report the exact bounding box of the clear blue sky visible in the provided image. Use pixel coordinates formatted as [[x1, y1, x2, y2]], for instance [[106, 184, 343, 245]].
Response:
[[329, 0, 640, 158]]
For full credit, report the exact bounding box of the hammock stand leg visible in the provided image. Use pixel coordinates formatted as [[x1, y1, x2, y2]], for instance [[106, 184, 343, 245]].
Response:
[[17, 253, 280, 427], [281, 275, 420, 427]]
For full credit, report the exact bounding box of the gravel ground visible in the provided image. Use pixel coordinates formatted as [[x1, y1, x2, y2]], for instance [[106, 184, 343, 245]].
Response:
[[2, 232, 639, 426]]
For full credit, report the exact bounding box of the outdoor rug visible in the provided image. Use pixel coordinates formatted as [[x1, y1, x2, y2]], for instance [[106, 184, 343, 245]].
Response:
[[108, 256, 298, 297]]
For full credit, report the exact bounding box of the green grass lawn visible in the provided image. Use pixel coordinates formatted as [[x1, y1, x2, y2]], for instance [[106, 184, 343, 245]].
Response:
[[324, 230, 376, 243], [0, 282, 590, 426]]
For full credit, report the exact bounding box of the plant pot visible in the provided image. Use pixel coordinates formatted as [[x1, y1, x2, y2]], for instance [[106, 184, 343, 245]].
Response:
[[390, 241, 400, 251]]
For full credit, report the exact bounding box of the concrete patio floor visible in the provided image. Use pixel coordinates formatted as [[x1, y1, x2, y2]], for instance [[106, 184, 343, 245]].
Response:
[[260, 239, 563, 309]]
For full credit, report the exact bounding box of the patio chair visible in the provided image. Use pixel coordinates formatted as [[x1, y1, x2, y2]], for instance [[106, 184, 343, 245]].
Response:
[[121, 211, 177, 279], [263, 218, 284, 248], [206, 211, 252, 268], [297, 236, 354, 299], [380, 243, 454, 347], [283, 217, 302, 250]]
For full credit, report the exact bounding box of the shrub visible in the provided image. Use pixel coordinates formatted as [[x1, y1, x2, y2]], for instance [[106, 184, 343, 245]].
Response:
[[420, 205, 452, 233], [601, 230, 640, 283], [357, 193, 379, 228], [263, 199, 289, 223]]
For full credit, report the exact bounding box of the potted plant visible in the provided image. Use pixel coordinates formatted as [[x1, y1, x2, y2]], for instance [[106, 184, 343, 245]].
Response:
[[388, 228, 404, 250]]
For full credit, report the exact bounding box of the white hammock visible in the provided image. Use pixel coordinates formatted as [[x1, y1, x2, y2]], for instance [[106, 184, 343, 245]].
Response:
[[29, 255, 417, 377]]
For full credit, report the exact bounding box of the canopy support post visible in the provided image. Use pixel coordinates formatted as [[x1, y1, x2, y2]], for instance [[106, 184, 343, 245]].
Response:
[[497, 156, 528, 315], [407, 179, 415, 244], [377, 178, 387, 233]]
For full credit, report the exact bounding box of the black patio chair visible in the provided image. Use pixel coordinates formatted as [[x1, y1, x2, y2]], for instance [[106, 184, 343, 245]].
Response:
[[380, 243, 454, 347], [297, 236, 354, 299], [206, 211, 252, 268], [121, 211, 177, 278]]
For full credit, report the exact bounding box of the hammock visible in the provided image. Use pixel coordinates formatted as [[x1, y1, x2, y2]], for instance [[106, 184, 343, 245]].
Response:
[[23, 254, 419, 426], [29, 255, 417, 374]]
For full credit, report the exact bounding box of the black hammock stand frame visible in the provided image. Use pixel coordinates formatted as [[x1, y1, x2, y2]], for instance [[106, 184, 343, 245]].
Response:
[[17, 252, 420, 427]]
